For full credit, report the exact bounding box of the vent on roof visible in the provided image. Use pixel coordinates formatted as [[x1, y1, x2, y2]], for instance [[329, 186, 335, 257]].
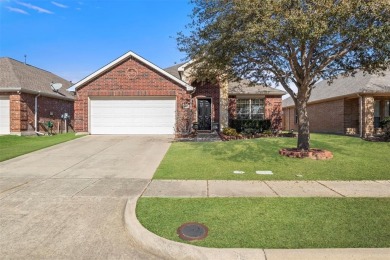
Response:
[[51, 82, 62, 92]]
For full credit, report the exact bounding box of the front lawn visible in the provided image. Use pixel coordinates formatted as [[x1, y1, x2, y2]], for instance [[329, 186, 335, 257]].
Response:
[[137, 197, 390, 249], [0, 134, 83, 162], [154, 134, 390, 180]]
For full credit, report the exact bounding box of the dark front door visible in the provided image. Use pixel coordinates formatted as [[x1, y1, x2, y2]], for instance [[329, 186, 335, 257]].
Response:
[[197, 99, 211, 130]]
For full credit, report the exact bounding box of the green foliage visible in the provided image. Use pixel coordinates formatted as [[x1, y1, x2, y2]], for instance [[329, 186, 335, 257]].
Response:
[[380, 116, 390, 139], [380, 117, 390, 127], [178, 0, 390, 150], [179, 0, 390, 85], [222, 127, 239, 136], [229, 119, 271, 134], [138, 197, 390, 248]]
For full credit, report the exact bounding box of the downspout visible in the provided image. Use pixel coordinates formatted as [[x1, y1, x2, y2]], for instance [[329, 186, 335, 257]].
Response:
[[357, 94, 363, 138], [35, 92, 42, 135]]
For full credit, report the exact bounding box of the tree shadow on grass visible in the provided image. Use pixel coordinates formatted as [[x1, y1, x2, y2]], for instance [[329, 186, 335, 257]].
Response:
[[199, 138, 296, 163]]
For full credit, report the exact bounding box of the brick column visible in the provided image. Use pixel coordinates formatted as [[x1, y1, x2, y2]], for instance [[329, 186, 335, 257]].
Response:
[[219, 79, 229, 130], [362, 96, 375, 137], [9, 94, 22, 134]]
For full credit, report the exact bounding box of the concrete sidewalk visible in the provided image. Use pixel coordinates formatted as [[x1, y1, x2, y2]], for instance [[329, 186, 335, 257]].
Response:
[[142, 180, 390, 198], [123, 179, 390, 259]]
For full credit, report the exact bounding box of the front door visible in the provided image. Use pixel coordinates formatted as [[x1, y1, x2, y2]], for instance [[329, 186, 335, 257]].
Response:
[[197, 99, 211, 130]]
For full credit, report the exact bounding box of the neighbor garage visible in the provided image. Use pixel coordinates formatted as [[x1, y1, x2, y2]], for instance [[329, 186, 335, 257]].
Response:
[[71, 51, 193, 135], [90, 97, 176, 134], [0, 96, 10, 135]]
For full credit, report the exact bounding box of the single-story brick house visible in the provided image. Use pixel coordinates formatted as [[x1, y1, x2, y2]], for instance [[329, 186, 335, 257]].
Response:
[[70, 51, 285, 135], [0, 57, 74, 135], [282, 70, 390, 137]]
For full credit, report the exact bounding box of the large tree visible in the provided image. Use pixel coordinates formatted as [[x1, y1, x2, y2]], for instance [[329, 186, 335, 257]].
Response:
[[178, 0, 390, 150]]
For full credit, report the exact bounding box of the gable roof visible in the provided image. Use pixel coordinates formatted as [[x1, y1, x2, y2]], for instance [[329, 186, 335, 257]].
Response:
[[283, 70, 390, 107], [164, 63, 285, 96], [164, 62, 186, 80], [0, 57, 74, 100], [70, 51, 193, 92]]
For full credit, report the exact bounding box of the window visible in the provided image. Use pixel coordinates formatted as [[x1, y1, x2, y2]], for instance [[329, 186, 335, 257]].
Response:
[[374, 100, 381, 128], [386, 100, 390, 117], [236, 99, 264, 119]]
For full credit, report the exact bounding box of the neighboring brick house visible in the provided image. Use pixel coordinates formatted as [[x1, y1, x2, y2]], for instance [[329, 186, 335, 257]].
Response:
[[282, 70, 390, 137], [0, 57, 74, 135], [70, 51, 285, 135]]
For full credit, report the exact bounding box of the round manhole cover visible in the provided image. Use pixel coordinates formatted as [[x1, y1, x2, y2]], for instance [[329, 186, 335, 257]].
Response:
[[177, 222, 208, 241]]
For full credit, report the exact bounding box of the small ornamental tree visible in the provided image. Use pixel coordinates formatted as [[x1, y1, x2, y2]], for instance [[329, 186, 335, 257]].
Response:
[[178, 0, 390, 150]]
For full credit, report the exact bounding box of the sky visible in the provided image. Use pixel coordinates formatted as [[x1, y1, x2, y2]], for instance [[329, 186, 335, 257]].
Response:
[[0, 0, 193, 83]]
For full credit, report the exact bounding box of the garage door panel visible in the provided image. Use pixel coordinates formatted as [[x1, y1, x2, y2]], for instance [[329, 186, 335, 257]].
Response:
[[0, 97, 10, 135], [90, 98, 176, 135]]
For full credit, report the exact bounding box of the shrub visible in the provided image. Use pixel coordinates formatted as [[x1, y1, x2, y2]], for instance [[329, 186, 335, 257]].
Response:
[[229, 119, 271, 134], [380, 117, 390, 140], [222, 127, 239, 136]]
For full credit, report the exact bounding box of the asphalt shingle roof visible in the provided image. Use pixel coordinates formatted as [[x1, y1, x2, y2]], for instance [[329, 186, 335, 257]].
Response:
[[228, 80, 285, 95], [282, 70, 390, 107], [164, 63, 186, 80], [0, 57, 74, 100], [164, 64, 285, 96]]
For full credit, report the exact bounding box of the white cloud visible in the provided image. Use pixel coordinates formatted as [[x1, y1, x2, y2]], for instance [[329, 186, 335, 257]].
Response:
[[51, 1, 68, 9], [16, 1, 53, 14], [6, 6, 29, 14]]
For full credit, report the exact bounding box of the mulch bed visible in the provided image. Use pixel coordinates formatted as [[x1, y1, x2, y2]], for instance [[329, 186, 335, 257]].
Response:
[[279, 148, 333, 160], [364, 136, 390, 142]]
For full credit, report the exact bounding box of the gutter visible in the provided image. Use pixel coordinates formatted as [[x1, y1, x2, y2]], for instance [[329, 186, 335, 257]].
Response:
[[34, 92, 41, 133], [0, 87, 74, 101]]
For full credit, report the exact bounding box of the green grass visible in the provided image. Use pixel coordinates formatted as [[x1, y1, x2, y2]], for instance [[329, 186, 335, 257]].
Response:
[[154, 134, 390, 180], [137, 197, 390, 249], [0, 134, 83, 162]]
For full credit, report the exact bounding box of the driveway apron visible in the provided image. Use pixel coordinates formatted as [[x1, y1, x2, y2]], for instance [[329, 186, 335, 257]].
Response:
[[0, 135, 172, 259]]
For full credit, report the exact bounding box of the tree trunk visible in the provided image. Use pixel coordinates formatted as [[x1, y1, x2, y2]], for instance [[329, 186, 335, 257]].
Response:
[[296, 100, 310, 151]]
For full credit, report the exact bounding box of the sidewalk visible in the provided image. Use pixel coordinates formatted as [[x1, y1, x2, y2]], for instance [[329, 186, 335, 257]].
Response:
[[142, 180, 390, 198], [124, 179, 390, 260]]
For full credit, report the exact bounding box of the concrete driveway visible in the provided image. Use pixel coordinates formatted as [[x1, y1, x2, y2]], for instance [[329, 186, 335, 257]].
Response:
[[0, 135, 172, 259]]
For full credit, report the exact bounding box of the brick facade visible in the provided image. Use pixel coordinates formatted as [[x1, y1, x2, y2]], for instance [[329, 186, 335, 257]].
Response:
[[283, 99, 345, 134], [265, 96, 283, 130], [283, 95, 389, 137], [74, 56, 192, 134], [192, 81, 220, 126], [5, 92, 73, 135], [344, 98, 359, 135]]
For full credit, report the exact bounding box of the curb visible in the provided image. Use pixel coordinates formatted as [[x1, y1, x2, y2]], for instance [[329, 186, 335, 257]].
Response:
[[124, 196, 390, 260], [124, 196, 265, 260]]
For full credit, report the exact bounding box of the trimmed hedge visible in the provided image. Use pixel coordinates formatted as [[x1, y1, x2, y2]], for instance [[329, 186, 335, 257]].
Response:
[[229, 119, 271, 134]]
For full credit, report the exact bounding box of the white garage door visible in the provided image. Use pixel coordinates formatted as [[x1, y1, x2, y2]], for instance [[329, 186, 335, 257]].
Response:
[[90, 97, 176, 134], [0, 96, 10, 135]]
